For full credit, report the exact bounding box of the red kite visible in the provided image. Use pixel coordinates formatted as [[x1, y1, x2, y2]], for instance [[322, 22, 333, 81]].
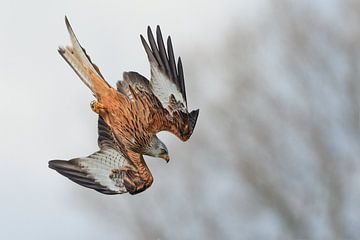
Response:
[[49, 17, 199, 194]]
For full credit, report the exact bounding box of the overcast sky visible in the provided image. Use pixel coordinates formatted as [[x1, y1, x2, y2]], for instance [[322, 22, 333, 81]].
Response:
[[0, 1, 269, 239], [1, 1, 357, 239]]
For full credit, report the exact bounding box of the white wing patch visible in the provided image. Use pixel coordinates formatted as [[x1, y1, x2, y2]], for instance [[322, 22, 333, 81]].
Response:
[[49, 148, 130, 194], [151, 66, 186, 112], [76, 148, 128, 193], [140, 26, 188, 114]]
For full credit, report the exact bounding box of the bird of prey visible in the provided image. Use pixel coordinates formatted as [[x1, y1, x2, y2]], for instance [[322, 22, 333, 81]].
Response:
[[48, 17, 199, 194]]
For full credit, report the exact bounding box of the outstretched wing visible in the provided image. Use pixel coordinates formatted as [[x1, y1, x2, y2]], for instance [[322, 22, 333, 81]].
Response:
[[140, 26, 199, 139], [140, 26, 187, 112], [48, 117, 153, 195], [49, 148, 129, 194]]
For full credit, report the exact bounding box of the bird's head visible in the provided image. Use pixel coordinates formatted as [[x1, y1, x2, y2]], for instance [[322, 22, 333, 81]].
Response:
[[144, 136, 170, 162]]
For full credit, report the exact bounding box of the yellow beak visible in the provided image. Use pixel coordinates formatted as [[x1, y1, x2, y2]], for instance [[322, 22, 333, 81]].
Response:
[[162, 153, 170, 163]]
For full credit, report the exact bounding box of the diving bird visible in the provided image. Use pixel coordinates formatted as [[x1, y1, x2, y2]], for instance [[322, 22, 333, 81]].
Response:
[[49, 17, 199, 194]]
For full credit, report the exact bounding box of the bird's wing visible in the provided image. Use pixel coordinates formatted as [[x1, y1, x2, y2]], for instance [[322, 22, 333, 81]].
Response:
[[48, 117, 153, 195], [116, 71, 154, 105], [140, 26, 199, 140], [140, 26, 187, 113], [97, 116, 122, 151], [48, 149, 129, 194], [117, 71, 152, 96]]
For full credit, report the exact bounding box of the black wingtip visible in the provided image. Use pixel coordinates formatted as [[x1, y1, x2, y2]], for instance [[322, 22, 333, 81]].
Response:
[[48, 159, 65, 170], [156, 25, 161, 33], [189, 109, 199, 134], [156, 26, 163, 41], [166, 35, 172, 44], [177, 57, 187, 103], [140, 34, 147, 47], [156, 26, 171, 78], [166, 36, 178, 83], [156, 26, 164, 44], [48, 159, 119, 195], [147, 26, 153, 37]]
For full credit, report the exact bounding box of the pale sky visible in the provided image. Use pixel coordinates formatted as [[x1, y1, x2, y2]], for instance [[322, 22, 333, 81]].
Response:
[[0, 0, 267, 239], [1, 1, 356, 239]]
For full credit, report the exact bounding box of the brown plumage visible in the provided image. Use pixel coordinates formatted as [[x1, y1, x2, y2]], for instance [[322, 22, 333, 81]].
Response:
[[49, 117, 153, 194], [49, 17, 199, 194]]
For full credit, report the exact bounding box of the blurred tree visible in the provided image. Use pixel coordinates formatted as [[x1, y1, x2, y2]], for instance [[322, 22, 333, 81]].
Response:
[[184, 0, 360, 239], [78, 1, 360, 239]]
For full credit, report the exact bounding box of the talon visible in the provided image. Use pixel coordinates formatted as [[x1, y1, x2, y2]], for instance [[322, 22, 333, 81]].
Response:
[[90, 100, 105, 114]]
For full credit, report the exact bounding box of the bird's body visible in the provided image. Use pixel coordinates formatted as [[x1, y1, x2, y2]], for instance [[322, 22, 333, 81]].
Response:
[[86, 69, 184, 156], [49, 17, 199, 194], [89, 76, 156, 154]]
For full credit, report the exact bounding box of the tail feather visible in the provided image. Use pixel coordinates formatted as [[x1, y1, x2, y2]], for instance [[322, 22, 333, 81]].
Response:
[[59, 16, 111, 97], [58, 47, 93, 90]]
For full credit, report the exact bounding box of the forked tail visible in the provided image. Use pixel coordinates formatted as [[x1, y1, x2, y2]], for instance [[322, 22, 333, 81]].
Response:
[[58, 17, 111, 98]]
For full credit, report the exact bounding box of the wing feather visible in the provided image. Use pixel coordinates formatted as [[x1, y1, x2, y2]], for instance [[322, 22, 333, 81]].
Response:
[[177, 56, 186, 103], [167, 36, 178, 88], [140, 26, 199, 140], [49, 148, 128, 194], [147, 26, 165, 70], [141, 26, 187, 112], [49, 116, 154, 195], [98, 116, 121, 151], [156, 26, 172, 77], [117, 71, 152, 98]]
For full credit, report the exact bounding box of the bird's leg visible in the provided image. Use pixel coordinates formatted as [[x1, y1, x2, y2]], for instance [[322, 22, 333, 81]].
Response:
[[90, 100, 105, 114]]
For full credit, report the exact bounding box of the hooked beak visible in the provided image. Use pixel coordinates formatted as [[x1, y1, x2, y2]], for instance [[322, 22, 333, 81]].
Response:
[[162, 153, 170, 163]]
